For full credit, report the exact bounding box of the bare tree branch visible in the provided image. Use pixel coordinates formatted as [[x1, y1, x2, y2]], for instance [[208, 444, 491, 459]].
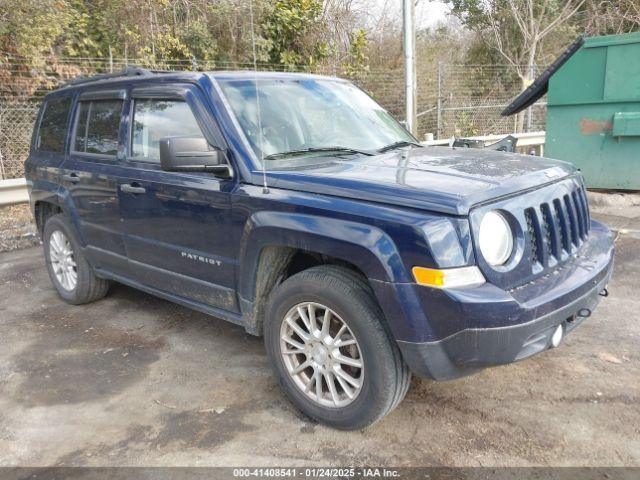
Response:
[[506, 0, 531, 42], [538, 0, 586, 40]]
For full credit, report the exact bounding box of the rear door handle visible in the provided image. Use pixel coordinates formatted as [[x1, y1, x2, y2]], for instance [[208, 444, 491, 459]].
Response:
[[120, 183, 146, 194], [62, 173, 80, 184]]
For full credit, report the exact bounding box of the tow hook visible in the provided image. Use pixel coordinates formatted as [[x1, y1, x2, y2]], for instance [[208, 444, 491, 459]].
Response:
[[599, 288, 609, 297]]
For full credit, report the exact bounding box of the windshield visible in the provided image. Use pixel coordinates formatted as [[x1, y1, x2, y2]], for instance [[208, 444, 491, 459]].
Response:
[[217, 77, 416, 162]]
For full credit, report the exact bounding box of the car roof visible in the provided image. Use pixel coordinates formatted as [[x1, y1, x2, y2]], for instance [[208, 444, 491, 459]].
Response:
[[45, 68, 346, 100], [210, 70, 346, 82]]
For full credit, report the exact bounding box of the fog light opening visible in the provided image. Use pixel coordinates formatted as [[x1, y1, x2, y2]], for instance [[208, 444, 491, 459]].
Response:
[[551, 324, 564, 348]]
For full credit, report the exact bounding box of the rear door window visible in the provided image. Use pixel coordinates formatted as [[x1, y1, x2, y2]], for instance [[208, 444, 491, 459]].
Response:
[[37, 97, 72, 152], [131, 99, 203, 162], [73, 99, 123, 156]]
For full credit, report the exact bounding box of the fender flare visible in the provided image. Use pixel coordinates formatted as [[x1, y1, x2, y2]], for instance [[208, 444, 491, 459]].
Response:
[[238, 211, 409, 308], [236, 211, 433, 340], [237, 210, 410, 304], [30, 181, 86, 246]]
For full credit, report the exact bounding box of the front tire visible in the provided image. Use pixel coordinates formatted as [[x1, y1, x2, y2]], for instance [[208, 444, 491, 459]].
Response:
[[264, 266, 411, 430], [43, 214, 110, 305]]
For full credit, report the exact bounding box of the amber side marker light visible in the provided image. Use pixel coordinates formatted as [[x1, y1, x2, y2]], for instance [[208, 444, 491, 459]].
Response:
[[412, 266, 485, 289]]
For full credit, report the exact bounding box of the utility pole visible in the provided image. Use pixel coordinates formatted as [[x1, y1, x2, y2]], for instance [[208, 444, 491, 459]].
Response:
[[403, 0, 417, 135], [436, 62, 442, 139], [526, 64, 535, 132]]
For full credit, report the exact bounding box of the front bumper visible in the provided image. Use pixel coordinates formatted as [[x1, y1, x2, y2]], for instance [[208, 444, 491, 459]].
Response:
[[395, 220, 614, 380]]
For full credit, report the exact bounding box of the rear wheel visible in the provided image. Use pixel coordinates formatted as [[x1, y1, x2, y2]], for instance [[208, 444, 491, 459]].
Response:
[[43, 214, 110, 305], [264, 265, 411, 429]]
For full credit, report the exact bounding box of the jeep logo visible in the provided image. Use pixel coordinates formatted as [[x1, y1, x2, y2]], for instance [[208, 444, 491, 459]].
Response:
[[181, 251, 222, 267]]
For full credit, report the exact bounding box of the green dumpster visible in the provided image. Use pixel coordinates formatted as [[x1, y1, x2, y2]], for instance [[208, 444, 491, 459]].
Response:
[[503, 33, 640, 190]]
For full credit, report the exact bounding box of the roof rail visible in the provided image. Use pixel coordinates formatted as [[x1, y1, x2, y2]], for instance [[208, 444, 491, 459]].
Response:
[[68, 66, 153, 86]]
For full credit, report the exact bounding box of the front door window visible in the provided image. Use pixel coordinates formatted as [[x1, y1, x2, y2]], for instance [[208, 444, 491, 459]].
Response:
[[131, 99, 203, 162]]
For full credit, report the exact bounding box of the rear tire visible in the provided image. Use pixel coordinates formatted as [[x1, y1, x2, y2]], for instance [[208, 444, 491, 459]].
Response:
[[43, 214, 110, 305], [264, 265, 411, 430]]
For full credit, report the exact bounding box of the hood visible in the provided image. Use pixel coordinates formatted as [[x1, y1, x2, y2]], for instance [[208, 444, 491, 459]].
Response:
[[255, 146, 577, 215]]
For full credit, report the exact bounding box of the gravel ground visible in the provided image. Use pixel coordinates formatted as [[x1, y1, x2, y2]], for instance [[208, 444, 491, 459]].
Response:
[[0, 204, 39, 252], [0, 200, 638, 467]]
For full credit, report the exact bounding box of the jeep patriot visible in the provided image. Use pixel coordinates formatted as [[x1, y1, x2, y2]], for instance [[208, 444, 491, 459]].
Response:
[[25, 68, 614, 429]]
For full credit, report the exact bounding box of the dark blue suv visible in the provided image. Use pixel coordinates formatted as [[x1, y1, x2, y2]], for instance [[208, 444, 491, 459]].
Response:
[[25, 68, 614, 429]]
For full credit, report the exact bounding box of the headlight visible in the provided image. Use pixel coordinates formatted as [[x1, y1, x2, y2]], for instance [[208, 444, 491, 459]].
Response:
[[479, 211, 513, 266]]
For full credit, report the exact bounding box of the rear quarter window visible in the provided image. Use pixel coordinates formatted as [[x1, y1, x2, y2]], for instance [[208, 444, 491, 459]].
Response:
[[36, 97, 72, 152]]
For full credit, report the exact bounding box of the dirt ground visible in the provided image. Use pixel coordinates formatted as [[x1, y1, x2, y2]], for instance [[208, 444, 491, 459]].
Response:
[[0, 202, 638, 467], [0, 204, 39, 252]]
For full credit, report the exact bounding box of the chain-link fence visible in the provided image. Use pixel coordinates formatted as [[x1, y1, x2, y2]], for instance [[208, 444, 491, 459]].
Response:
[[0, 55, 408, 179], [0, 102, 39, 179], [0, 55, 545, 179], [416, 63, 546, 139]]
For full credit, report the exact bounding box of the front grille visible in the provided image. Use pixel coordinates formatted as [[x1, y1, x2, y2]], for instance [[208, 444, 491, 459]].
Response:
[[540, 205, 555, 257], [526, 185, 590, 266], [525, 209, 539, 264]]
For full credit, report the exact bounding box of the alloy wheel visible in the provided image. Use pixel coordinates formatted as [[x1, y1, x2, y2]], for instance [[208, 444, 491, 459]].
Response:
[[49, 230, 77, 291], [279, 302, 364, 408]]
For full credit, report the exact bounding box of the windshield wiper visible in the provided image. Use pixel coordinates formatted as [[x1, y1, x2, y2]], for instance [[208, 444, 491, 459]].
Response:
[[264, 146, 374, 160], [377, 140, 422, 153]]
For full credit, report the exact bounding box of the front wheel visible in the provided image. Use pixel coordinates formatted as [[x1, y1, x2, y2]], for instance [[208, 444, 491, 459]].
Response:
[[264, 266, 411, 429]]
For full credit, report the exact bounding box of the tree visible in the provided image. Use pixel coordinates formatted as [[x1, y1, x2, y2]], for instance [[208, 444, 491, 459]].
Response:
[[450, 0, 586, 131], [582, 0, 640, 35], [343, 29, 369, 76], [450, 0, 585, 90], [262, 0, 327, 69]]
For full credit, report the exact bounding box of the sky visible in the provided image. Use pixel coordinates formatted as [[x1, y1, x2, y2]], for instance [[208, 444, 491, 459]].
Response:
[[415, 1, 451, 28], [366, 0, 452, 29]]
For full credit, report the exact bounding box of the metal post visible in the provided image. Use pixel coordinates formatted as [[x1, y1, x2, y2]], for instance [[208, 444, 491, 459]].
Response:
[[0, 108, 5, 180], [526, 65, 535, 132], [0, 133, 5, 181], [109, 46, 113, 73], [436, 62, 442, 139], [403, 0, 417, 135]]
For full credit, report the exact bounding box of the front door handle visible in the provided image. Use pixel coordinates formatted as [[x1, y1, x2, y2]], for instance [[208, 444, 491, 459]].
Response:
[[120, 183, 146, 194], [62, 173, 80, 184]]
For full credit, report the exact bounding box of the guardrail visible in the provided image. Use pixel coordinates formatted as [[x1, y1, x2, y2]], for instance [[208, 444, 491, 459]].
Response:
[[0, 178, 29, 206], [423, 131, 546, 155]]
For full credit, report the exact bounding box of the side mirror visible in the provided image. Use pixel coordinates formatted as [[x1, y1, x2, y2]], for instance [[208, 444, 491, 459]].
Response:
[[159, 136, 231, 177]]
